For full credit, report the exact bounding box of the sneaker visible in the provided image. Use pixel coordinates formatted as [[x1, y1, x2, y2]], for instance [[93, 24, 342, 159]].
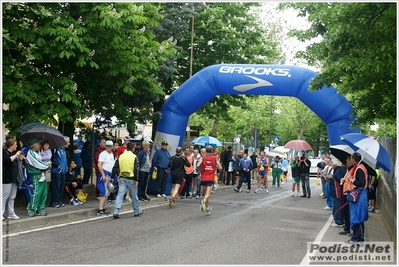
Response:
[[266, 190, 269, 194], [211, 190, 214, 194], [323, 206, 332, 210], [344, 239, 363, 246], [27, 212, 36, 217], [291, 192, 294, 196], [7, 214, 20, 220], [54, 203, 61, 208], [39, 174, 46, 182], [206, 206, 212, 215], [368, 205, 372, 211], [169, 198, 175, 208], [254, 189, 259, 193], [37, 211, 47, 216], [234, 188, 239, 192], [246, 189, 250, 193], [125, 196, 132, 202], [162, 194, 167, 198], [319, 192, 324, 197], [78, 200, 84, 205], [200, 200, 205, 212], [281, 182, 285, 185], [58, 202, 65, 207], [195, 195, 199, 199], [134, 210, 143, 217], [113, 214, 119, 219], [156, 194, 162, 198], [331, 223, 344, 228], [97, 210, 110, 216], [369, 206, 375, 213]]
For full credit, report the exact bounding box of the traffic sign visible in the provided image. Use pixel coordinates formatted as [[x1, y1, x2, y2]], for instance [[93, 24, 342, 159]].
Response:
[[274, 135, 280, 142]]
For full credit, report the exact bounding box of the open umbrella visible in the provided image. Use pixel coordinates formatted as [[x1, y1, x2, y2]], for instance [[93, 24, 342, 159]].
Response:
[[17, 126, 67, 148], [284, 140, 313, 151], [191, 136, 223, 147], [330, 144, 377, 176], [266, 150, 287, 158], [340, 133, 391, 173], [16, 122, 56, 135], [273, 146, 291, 153]]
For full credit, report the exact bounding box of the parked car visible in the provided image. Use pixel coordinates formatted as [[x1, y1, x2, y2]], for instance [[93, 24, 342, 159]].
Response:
[[309, 158, 322, 176]]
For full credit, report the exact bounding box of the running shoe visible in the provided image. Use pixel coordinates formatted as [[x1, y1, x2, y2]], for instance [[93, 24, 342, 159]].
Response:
[[200, 200, 205, 212], [206, 206, 212, 215]]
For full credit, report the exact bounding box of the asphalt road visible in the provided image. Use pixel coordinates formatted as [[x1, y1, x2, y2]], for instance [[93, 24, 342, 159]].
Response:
[[4, 182, 330, 265]]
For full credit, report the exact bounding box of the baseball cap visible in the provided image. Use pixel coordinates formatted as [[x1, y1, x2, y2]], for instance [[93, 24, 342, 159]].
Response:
[[29, 138, 42, 145], [161, 141, 168, 146], [105, 140, 114, 146], [124, 136, 131, 141]]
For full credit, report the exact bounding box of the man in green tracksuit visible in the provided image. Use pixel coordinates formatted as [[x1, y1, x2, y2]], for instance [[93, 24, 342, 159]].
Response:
[[271, 155, 283, 187], [26, 138, 51, 216]]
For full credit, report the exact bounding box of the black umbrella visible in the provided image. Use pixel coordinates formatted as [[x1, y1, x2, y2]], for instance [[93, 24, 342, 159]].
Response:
[[17, 126, 67, 148], [330, 145, 376, 177], [15, 122, 57, 135]]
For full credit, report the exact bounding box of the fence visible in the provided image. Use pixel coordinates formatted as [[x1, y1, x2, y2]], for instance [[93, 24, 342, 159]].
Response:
[[377, 137, 397, 249]]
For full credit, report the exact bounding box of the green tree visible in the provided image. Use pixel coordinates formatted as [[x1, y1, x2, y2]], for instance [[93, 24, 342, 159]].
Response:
[[176, 2, 280, 137], [3, 2, 175, 140], [280, 3, 396, 132], [149, 2, 206, 141]]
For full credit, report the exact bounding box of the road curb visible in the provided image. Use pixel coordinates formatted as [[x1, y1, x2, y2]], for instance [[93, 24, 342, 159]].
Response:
[[2, 180, 257, 234]]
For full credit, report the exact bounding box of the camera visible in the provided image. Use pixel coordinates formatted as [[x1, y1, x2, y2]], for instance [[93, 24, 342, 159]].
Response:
[[300, 155, 305, 160]]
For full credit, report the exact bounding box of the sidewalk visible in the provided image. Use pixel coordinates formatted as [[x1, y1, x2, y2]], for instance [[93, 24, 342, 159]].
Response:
[[3, 176, 395, 254]]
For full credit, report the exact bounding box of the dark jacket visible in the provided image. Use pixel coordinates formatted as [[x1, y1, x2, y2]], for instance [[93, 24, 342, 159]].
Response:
[[137, 149, 149, 170], [299, 159, 311, 174], [3, 149, 18, 184], [291, 160, 301, 177], [234, 155, 243, 172], [81, 147, 93, 169], [152, 148, 171, 169], [168, 154, 190, 178], [330, 166, 346, 199]]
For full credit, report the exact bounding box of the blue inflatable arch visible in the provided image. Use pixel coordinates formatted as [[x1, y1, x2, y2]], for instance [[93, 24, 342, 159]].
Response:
[[153, 64, 359, 155]]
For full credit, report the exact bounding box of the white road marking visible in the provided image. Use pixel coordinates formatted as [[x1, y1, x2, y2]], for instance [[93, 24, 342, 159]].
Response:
[[2, 202, 168, 238], [300, 215, 334, 265]]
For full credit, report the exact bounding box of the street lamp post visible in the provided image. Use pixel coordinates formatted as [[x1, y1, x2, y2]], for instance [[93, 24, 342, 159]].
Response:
[[269, 96, 273, 148]]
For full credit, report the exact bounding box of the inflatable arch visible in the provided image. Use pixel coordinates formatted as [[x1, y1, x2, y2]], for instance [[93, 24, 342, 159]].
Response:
[[148, 64, 360, 194]]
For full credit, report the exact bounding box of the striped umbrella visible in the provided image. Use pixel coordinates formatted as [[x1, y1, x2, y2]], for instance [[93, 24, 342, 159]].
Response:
[[340, 133, 391, 173]]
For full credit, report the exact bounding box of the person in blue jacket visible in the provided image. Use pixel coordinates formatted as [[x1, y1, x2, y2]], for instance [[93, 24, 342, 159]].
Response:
[[50, 136, 70, 208], [152, 141, 171, 198]]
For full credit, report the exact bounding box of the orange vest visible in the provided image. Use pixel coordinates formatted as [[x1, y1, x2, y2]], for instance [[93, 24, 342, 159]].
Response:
[[343, 164, 369, 195], [184, 155, 193, 174]]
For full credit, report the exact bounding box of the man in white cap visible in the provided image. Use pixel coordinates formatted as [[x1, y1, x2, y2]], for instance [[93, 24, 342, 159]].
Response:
[[96, 140, 116, 215]]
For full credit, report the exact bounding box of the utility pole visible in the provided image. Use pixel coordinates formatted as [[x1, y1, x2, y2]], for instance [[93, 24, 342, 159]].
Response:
[[186, 10, 195, 147], [269, 96, 273, 148]]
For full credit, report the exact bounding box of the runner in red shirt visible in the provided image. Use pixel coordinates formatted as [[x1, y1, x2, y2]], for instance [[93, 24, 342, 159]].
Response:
[[197, 146, 222, 215]]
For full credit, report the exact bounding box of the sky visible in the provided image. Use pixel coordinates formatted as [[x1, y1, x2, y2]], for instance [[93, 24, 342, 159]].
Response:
[[257, 2, 321, 72]]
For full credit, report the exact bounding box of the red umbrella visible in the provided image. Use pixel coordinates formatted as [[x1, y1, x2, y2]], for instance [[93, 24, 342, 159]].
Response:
[[284, 140, 313, 151]]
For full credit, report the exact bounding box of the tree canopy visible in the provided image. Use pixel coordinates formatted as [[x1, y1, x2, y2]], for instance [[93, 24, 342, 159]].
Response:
[[280, 2, 396, 135], [3, 2, 175, 134]]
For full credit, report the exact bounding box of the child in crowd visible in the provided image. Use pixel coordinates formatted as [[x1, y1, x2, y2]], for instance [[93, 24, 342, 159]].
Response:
[[39, 140, 52, 182]]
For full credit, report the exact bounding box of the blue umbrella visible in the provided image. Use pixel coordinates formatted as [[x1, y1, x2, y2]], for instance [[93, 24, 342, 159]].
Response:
[[191, 136, 223, 147], [340, 133, 391, 173]]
